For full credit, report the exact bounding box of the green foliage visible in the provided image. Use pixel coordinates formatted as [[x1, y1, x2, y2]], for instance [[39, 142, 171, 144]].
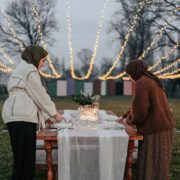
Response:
[[72, 94, 93, 105], [72, 92, 100, 106]]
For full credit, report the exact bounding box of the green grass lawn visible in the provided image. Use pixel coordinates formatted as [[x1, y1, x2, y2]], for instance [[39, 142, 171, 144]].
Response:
[[0, 96, 180, 179]]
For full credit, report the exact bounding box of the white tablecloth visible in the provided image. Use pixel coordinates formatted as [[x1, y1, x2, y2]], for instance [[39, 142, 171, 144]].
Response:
[[57, 110, 129, 180]]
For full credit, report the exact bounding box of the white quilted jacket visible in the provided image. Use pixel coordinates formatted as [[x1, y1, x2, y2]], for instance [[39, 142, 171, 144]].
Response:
[[2, 60, 57, 127]]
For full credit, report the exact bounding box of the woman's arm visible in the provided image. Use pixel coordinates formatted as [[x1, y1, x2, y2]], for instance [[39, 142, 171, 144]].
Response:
[[125, 125, 137, 136], [130, 80, 150, 126], [116, 108, 130, 124], [26, 71, 58, 117], [122, 108, 131, 119]]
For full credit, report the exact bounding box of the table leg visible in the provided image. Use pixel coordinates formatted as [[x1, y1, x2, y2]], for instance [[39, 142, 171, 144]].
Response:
[[125, 140, 135, 180], [44, 140, 54, 180]]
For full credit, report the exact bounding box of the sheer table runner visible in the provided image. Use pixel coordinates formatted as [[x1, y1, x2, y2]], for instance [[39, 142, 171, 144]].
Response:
[[58, 128, 128, 180]]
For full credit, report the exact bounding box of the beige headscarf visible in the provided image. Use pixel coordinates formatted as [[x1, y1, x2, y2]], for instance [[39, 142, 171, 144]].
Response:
[[21, 45, 48, 68]]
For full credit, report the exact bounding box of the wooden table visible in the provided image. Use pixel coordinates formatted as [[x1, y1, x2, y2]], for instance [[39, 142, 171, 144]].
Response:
[[37, 129, 143, 180]]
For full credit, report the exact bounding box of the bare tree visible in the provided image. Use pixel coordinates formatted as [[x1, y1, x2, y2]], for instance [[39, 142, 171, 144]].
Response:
[[0, 0, 58, 55], [149, 0, 180, 47], [76, 48, 99, 80], [145, 0, 180, 97], [110, 0, 179, 67], [109, 0, 157, 67], [111, 0, 180, 97], [100, 57, 120, 76]]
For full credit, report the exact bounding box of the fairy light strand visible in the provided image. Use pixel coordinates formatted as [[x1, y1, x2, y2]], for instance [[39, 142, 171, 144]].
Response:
[[148, 43, 179, 71], [103, 71, 126, 80], [0, 60, 13, 73], [138, 8, 177, 60], [0, 47, 14, 64], [161, 74, 180, 79], [122, 76, 130, 81], [158, 68, 180, 78], [98, 0, 154, 80], [39, 70, 61, 79], [0, 67, 11, 73], [153, 58, 180, 75], [106, 58, 180, 80], [104, 8, 176, 80], [122, 68, 180, 81], [138, 25, 168, 60], [65, 0, 108, 80], [0, 4, 61, 78], [32, 0, 61, 78], [0, 58, 60, 79]]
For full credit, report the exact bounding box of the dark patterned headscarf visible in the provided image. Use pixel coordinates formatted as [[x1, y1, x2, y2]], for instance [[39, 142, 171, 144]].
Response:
[[21, 45, 48, 68], [125, 59, 164, 89]]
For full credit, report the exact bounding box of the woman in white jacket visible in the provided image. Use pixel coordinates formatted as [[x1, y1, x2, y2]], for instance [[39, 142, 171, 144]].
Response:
[[2, 45, 64, 180]]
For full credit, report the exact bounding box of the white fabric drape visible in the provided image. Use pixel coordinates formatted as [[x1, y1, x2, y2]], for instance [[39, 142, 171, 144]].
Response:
[[58, 129, 70, 180], [98, 129, 129, 180], [57, 110, 129, 180]]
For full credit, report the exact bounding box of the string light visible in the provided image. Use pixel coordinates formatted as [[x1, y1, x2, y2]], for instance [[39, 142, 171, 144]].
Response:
[[0, 7, 25, 51], [102, 71, 126, 80], [32, 0, 61, 78], [121, 66, 180, 80], [106, 58, 180, 80], [39, 70, 61, 79], [148, 43, 179, 71], [161, 74, 180, 79], [103, 8, 176, 80], [0, 67, 11, 73], [65, 0, 109, 80], [159, 71, 180, 79], [0, 60, 13, 73], [122, 76, 130, 81], [138, 26, 168, 60], [0, 58, 60, 79], [0, 47, 14, 64], [0, 1, 178, 81], [98, 0, 154, 80], [0, 5, 60, 78], [158, 68, 180, 79], [121, 67, 180, 81], [138, 8, 177, 60], [153, 58, 180, 75]]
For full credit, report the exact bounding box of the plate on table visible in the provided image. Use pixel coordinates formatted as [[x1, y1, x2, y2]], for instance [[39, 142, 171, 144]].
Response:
[[101, 115, 118, 122], [99, 121, 124, 130], [51, 122, 73, 129], [63, 115, 74, 122]]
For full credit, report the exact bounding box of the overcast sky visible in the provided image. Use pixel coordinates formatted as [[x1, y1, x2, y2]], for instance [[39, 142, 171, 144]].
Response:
[[53, 0, 121, 68], [1, 0, 120, 68]]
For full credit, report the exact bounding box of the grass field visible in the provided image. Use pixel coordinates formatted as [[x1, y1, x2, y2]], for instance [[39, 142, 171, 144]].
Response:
[[0, 96, 180, 179]]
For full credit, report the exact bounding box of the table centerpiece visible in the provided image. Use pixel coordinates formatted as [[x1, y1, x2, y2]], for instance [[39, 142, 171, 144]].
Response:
[[72, 91, 100, 122]]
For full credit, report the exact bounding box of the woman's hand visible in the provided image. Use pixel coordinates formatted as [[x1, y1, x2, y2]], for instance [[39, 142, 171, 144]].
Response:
[[54, 112, 64, 122], [45, 118, 56, 127], [125, 125, 137, 136], [116, 116, 127, 125], [116, 116, 123, 123]]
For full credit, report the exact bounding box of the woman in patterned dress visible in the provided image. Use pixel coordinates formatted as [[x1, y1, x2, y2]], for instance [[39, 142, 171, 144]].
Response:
[[117, 59, 175, 180]]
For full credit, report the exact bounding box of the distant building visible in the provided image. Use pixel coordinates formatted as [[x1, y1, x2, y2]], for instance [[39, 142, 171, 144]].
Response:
[[123, 80, 134, 96]]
